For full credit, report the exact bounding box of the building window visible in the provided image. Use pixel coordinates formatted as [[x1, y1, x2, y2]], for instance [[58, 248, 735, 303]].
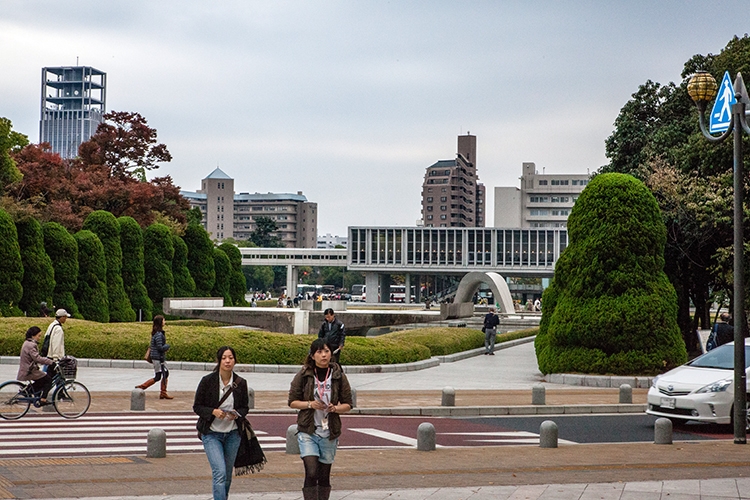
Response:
[[440, 197, 447, 202], [426, 215, 433, 220], [551, 180, 569, 186], [427, 188, 433, 193], [426, 206, 433, 212], [426, 197, 433, 202], [440, 206, 447, 211], [538, 180, 547, 186], [441, 187, 447, 192], [440, 215, 447, 220], [530, 209, 550, 216], [529, 196, 549, 203]]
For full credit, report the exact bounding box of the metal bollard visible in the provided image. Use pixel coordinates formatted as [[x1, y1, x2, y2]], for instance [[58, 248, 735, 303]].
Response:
[[247, 387, 255, 409], [131, 389, 146, 411], [417, 422, 436, 451], [539, 420, 558, 448], [441, 386, 455, 407], [351, 387, 357, 408], [286, 424, 300, 454], [532, 384, 546, 405], [619, 384, 632, 404], [147, 428, 167, 458], [654, 418, 673, 445]]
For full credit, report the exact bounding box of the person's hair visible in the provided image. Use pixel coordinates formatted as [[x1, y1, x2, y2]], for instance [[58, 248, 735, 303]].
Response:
[[323, 308, 334, 316], [213, 346, 237, 372], [304, 338, 332, 369], [26, 326, 42, 339], [151, 315, 165, 336], [720, 312, 731, 322]]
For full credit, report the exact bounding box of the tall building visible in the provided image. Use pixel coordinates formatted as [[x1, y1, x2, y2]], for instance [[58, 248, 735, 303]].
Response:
[[494, 162, 589, 228], [317, 233, 348, 249], [420, 134, 485, 227], [40, 66, 107, 159], [181, 168, 318, 247]]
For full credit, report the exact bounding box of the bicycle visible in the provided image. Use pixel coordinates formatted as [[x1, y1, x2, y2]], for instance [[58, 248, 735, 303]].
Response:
[[0, 358, 90, 420]]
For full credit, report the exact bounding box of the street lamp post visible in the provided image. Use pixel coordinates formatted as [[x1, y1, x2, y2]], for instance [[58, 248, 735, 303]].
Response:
[[688, 70, 748, 444]]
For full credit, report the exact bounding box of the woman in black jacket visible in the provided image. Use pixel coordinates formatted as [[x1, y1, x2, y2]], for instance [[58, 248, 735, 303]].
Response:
[[135, 315, 174, 399], [193, 346, 249, 500]]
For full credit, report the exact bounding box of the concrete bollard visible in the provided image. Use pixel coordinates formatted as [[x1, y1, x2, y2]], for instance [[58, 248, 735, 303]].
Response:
[[131, 389, 145, 411], [441, 386, 455, 407], [654, 418, 673, 445], [417, 422, 436, 451], [286, 424, 300, 454], [532, 384, 546, 405], [247, 387, 255, 409], [147, 428, 167, 458], [619, 384, 632, 404], [351, 387, 357, 408], [539, 420, 558, 448]]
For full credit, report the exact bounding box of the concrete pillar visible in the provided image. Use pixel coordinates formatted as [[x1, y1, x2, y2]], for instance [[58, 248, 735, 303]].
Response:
[[247, 387, 255, 409], [619, 384, 632, 404], [365, 272, 379, 304], [654, 418, 673, 445], [286, 424, 300, 454], [404, 274, 411, 304], [417, 422, 436, 451], [286, 265, 299, 299], [379, 274, 392, 303], [532, 384, 546, 405], [131, 389, 145, 411], [147, 428, 167, 458], [539, 420, 558, 448], [350, 388, 357, 408], [415, 275, 422, 303], [441, 387, 455, 407]]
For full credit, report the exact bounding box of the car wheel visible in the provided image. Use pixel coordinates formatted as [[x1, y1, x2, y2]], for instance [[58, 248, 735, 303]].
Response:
[[729, 397, 750, 432]]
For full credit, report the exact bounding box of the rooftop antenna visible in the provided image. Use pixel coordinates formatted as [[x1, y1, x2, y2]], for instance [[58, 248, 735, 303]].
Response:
[[76, 56, 79, 66]]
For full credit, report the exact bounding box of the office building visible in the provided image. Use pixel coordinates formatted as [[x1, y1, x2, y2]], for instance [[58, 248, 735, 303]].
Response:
[[181, 168, 318, 247], [494, 162, 589, 228], [420, 134, 485, 227], [40, 66, 106, 159], [317, 233, 348, 249]]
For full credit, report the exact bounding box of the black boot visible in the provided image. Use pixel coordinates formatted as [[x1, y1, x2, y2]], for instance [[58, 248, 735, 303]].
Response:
[[302, 486, 317, 500], [318, 486, 331, 500]]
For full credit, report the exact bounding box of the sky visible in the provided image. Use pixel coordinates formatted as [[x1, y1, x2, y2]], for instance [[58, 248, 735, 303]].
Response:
[[1, 1, 749, 236]]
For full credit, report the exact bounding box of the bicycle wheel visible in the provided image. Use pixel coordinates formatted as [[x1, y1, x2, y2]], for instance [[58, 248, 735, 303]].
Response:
[[53, 380, 90, 419], [0, 381, 31, 420]]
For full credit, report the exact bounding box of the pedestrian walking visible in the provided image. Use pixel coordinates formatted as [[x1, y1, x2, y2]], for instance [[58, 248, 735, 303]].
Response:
[[134, 315, 174, 399], [288, 338, 353, 500], [318, 308, 345, 364], [193, 346, 250, 500], [483, 307, 500, 355]]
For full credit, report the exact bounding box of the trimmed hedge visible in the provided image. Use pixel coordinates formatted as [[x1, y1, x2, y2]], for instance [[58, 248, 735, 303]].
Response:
[[16, 217, 55, 317], [0, 208, 23, 317], [144, 223, 174, 315], [83, 211, 135, 322], [171, 234, 196, 297], [73, 230, 109, 322], [219, 242, 247, 306], [118, 216, 152, 321], [212, 247, 232, 306], [183, 224, 215, 296], [42, 222, 80, 317]]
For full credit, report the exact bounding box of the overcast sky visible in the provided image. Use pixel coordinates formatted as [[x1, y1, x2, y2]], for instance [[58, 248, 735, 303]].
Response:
[[1, 1, 748, 236]]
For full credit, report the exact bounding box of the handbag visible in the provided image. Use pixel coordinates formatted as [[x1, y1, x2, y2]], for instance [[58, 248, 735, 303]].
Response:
[[144, 346, 152, 363], [235, 415, 266, 475]]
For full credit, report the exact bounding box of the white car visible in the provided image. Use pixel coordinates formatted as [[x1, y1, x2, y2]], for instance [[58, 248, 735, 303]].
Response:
[[646, 338, 750, 428]]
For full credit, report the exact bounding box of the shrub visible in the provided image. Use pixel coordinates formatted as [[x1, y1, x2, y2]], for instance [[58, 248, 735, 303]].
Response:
[[118, 216, 152, 321], [535, 173, 687, 375], [42, 222, 79, 317], [0, 209, 23, 316], [184, 224, 215, 296], [219, 242, 247, 306], [171, 234, 196, 297], [144, 223, 174, 315], [212, 247, 232, 306], [83, 211, 135, 322], [73, 230, 109, 322], [16, 218, 55, 317]]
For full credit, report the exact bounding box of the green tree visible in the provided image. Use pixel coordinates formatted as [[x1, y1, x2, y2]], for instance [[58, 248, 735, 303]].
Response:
[[243, 266, 274, 292], [211, 247, 232, 305], [74, 230, 109, 322], [83, 211, 135, 322], [249, 216, 283, 247], [16, 218, 55, 317], [42, 222, 80, 317], [118, 216, 153, 321], [171, 233, 196, 297], [0, 117, 26, 191], [535, 174, 687, 375], [184, 224, 215, 296], [0, 208, 23, 316], [144, 223, 174, 315], [219, 242, 247, 306]]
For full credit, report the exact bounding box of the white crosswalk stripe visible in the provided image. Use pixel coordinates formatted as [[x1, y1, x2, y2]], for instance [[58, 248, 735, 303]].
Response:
[[0, 412, 287, 458]]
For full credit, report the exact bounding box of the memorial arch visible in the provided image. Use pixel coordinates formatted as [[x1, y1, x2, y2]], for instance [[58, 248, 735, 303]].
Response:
[[453, 271, 515, 314]]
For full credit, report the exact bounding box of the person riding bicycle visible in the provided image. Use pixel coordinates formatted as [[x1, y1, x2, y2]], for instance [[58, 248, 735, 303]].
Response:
[[17, 326, 55, 404]]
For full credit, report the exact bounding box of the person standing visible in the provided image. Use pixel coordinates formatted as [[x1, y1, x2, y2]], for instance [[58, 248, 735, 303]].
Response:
[[193, 346, 250, 500], [483, 307, 500, 355], [318, 308, 345, 364], [288, 338, 353, 500], [135, 315, 174, 399], [715, 313, 735, 348], [41, 309, 70, 364], [18, 326, 55, 404]]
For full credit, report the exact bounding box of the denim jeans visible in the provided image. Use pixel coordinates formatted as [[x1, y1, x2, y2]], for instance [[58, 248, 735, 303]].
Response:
[[484, 328, 497, 353], [202, 429, 241, 500]]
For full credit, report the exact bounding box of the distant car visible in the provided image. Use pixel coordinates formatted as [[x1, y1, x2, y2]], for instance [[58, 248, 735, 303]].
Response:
[[646, 339, 750, 428]]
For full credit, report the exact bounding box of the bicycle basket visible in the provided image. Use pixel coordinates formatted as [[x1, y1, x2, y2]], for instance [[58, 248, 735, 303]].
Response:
[[58, 356, 77, 379]]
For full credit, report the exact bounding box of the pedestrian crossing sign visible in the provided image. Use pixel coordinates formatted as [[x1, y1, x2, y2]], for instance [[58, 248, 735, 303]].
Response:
[[710, 71, 736, 133]]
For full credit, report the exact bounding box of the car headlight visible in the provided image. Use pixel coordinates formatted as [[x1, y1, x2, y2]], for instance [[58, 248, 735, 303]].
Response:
[[651, 375, 660, 388], [695, 378, 733, 393]]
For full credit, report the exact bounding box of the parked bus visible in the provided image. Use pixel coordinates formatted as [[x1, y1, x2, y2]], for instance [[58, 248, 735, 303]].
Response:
[[351, 284, 365, 302], [350, 284, 414, 303]]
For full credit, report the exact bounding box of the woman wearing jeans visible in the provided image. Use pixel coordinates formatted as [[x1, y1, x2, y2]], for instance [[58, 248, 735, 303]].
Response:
[[288, 338, 353, 500], [193, 346, 249, 500]]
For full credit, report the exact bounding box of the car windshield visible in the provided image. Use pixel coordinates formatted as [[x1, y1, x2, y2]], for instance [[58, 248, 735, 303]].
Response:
[[688, 344, 750, 369]]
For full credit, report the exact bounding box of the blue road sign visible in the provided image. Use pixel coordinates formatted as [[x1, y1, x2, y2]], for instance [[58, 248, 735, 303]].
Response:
[[710, 71, 736, 133]]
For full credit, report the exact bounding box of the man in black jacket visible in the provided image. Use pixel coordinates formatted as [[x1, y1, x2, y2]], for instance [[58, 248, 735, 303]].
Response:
[[318, 308, 345, 364], [715, 313, 735, 348], [483, 307, 500, 355]]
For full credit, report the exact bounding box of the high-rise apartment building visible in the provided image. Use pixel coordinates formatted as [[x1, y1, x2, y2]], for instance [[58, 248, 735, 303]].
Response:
[[494, 162, 589, 228], [40, 66, 106, 159], [420, 134, 485, 227], [181, 168, 318, 248]]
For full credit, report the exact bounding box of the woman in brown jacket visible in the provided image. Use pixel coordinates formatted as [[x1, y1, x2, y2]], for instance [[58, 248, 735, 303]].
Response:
[[17, 326, 54, 403], [288, 338, 353, 500]]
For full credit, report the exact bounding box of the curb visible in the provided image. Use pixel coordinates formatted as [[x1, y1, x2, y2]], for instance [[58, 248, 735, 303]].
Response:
[[543, 373, 655, 389]]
